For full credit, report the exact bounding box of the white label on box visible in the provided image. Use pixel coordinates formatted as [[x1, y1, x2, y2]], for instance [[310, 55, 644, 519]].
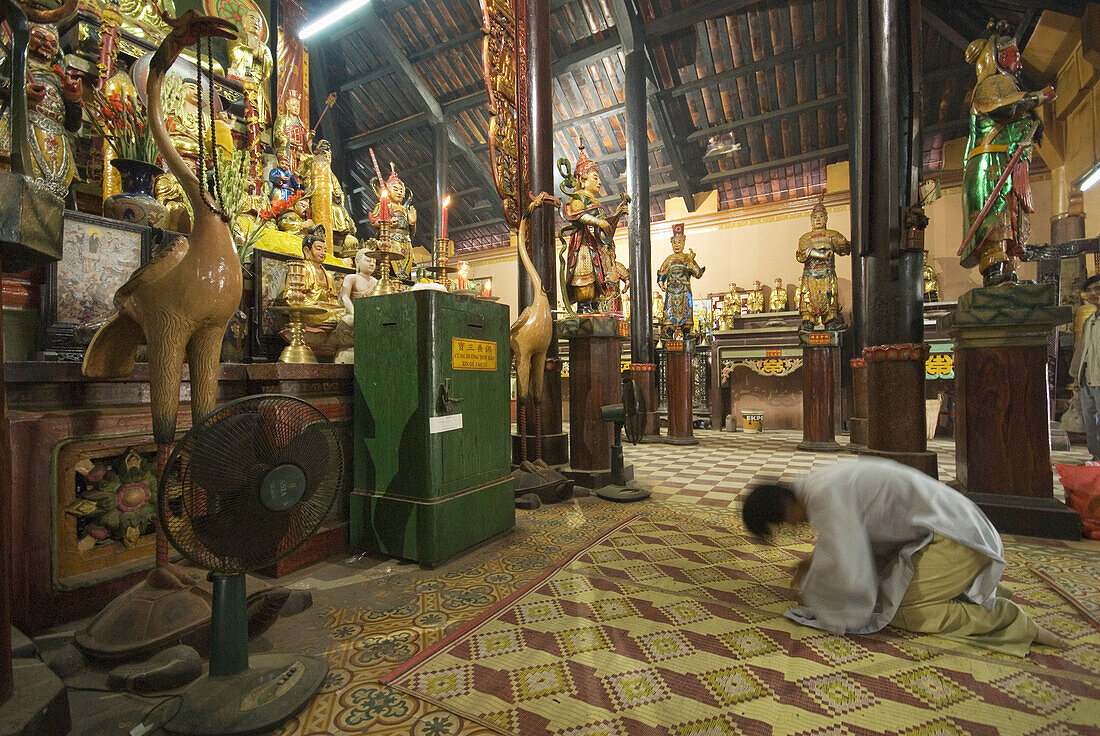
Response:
[[430, 414, 463, 434]]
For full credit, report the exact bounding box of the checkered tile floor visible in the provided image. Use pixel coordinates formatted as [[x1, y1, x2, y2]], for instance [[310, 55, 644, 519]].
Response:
[[621, 429, 1091, 509]]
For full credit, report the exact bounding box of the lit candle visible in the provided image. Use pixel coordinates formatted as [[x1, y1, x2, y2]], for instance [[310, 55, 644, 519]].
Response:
[[441, 194, 451, 240], [379, 188, 389, 221]]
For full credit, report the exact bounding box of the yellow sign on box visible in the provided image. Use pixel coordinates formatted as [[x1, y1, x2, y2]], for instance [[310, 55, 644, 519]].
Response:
[[452, 338, 497, 371]]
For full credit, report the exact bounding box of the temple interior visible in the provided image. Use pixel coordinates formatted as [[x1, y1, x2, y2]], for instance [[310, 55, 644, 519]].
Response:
[[1, 0, 1099, 734]]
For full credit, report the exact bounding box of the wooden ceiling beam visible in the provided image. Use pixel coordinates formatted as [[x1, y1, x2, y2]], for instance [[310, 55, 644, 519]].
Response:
[[669, 37, 843, 97], [353, 8, 497, 201], [450, 217, 507, 235], [338, 66, 396, 94], [643, 0, 766, 41], [552, 34, 622, 76], [699, 144, 848, 184], [688, 94, 845, 143], [408, 30, 484, 63], [553, 103, 626, 131], [922, 5, 968, 51]]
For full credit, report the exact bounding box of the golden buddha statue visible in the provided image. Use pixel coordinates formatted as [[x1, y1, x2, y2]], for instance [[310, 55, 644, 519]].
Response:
[[768, 277, 787, 312], [718, 283, 740, 329], [746, 280, 765, 313], [284, 226, 342, 325], [115, 0, 174, 41], [227, 9, 273, 126]]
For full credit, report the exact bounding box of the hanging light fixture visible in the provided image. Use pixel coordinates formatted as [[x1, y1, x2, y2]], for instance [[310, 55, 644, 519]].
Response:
[[299, 0, 372, 40]]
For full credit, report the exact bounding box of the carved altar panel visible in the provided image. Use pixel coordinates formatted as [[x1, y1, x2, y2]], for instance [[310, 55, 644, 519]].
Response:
[[481, 0, 527, 227]]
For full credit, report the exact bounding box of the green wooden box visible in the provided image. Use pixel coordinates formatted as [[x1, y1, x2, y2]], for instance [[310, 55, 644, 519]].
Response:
[[351, 290, 515, 565]]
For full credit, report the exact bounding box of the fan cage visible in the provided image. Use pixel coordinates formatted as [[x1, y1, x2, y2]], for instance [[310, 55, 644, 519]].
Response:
[[159, 394, 345, 573]]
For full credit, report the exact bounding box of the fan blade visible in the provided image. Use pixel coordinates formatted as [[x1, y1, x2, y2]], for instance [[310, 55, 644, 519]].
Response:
[[190, 412, 267, 493], [280, 421, 331, 503]]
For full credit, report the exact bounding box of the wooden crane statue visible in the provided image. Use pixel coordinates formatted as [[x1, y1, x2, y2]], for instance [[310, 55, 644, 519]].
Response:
[[511, 192, 559, 462], [75, 11, 260, 660]]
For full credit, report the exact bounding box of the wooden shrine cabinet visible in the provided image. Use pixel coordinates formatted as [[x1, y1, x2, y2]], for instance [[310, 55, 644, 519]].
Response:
[[351, 291, 515, 566]]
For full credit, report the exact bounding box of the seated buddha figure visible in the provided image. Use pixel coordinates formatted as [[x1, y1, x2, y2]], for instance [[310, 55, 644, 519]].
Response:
[[284, 226, 343, 326]]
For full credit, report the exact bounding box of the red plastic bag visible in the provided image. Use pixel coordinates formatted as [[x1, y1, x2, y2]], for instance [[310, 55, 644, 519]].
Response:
[[1053, 463, 1100, 539]]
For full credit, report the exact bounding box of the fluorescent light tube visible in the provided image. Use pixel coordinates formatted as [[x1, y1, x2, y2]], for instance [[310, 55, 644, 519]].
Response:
[[1080, 162, 1100, 192], [299, 0, 371, 40]]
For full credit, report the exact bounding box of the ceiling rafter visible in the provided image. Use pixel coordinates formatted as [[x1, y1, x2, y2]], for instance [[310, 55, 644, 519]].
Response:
[[700, 144, 848, 184], [688, 94, 846, 143], [669, 37, 844, 98], [608, 0, 700, 211], [642, 0, 768, 41]]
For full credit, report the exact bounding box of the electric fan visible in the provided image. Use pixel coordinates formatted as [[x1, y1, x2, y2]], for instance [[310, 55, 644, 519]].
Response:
[[156, 394, 344, 736], [597, 378, 651, 501]]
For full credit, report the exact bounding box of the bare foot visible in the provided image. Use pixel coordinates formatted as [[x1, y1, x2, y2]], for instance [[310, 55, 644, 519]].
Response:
[[1034, 627, 1068, 649]]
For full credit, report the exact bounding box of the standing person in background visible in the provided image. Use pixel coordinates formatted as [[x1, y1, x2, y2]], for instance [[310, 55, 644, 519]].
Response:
[[1070, 274, 1100, 460]]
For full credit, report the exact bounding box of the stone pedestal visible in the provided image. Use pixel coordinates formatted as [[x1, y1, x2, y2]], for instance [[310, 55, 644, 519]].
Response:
[[631, 362, 661, 440], [797, 330, 842, 452], [664, 336, 698, 445], [940, 283, 1080, 539], [559, 317, 631, 487], [848, 357, 868, 451], [861, 343, 938, 478]]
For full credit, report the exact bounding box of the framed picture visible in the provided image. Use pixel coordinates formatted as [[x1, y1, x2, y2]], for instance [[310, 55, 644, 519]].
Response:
[[40, 212, 150, 361], [251, 248, 353, 361], [467, 276, 493, 298]]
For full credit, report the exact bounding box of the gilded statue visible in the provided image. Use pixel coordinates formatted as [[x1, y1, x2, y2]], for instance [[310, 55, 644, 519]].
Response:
[[331, 180, 358, 255], [657, 223, 705, 336], [651, 290, 664, 326], [797, 196, 850, 331], [746, 280, 765, 314], [368, 164, 416, 280], [277, 197, 315, 235], [961, 21, 1055, 287], [923, 250, 941, 302], [0, 22, 82, 199], [115, 0, 175, 40], [226, 10, 272, 124], [284, 225, 342, 325], [769, 278, 787, 312], [273, 90, 309, 176], [718, 283, 739, 329], [557, 144, 629, 314]]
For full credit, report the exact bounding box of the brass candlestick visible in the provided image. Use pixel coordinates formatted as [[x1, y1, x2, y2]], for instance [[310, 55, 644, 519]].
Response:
[[436, 237, 453, 290], [272, 305, 326, 363], [370, 221, 401, 296]]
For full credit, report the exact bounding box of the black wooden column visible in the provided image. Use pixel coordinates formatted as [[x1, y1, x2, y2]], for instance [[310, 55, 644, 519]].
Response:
[[625, 47, 659, 436], [847, 0, 870, 356], [525, 0, 567, 461], [854, 0, 935, 476]]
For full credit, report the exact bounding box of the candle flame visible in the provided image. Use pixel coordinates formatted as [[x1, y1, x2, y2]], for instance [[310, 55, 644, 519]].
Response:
[[380, 188, 388, 198], [443, 195, 451, 207]]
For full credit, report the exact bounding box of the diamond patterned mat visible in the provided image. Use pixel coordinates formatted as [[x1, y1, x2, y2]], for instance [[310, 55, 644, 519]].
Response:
[[381, 505, 1100, 736], [1030, 562, 1100, 631]]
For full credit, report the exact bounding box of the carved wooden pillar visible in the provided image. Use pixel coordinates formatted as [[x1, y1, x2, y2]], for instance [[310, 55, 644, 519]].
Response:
[[0, 260, 11, 705], [561, 317, 628, 487], [847, 357, 868, 451], [665, 336, 697, 445], [797, 331, 841, 452], [861, 343, 937, 477], [942, 284, 1079, 538]]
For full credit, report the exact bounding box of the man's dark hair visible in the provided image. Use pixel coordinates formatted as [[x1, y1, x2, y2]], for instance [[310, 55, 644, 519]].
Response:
[[741, 483, 796, 540], [1084, 274, 1100, 291]]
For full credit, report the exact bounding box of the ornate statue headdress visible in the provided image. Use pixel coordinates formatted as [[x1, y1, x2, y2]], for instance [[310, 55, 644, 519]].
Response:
[[811, 190, 827, 220], [672, 222, 685, 240], [385, 162, 404, 192], [965, 20, 1016, 82], [573, 142, 598, 179]]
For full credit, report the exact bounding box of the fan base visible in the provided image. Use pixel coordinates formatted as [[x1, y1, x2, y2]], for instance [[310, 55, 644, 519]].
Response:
[[163, 653, 328, 736]]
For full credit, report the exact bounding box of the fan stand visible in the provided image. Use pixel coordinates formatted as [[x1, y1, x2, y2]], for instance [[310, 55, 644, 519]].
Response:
[[163, 573, 328, 736], [595, 408, 649, 502]]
